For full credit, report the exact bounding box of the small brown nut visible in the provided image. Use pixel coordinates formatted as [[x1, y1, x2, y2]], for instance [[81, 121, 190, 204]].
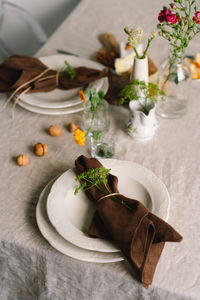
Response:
[[49, 125, 62, 137], [68, 123, 79, 133], [34, 143, 48, 156], [17, 154, 29, 166]]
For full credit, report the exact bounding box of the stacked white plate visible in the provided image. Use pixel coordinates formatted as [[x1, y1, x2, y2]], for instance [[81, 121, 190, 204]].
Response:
[[17, 54, 109, 115], [36, 159, 170, 263]]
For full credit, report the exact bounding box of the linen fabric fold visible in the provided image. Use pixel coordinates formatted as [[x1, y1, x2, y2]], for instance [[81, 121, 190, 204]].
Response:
[[75, 155, 182, 288], [0, 55, 108, 94]]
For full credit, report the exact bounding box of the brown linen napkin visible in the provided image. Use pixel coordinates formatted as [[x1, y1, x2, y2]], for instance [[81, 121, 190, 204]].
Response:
[[0, 55, 107, 94], [75, 155, 182, 288]]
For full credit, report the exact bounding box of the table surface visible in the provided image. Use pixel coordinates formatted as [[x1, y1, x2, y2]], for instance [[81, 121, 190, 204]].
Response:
[[0, 0, 200, 299]]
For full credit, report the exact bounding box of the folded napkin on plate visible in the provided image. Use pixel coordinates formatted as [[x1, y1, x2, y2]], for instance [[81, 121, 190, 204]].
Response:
[[75, 155, 182, 288], [0, 55, 107, 94]]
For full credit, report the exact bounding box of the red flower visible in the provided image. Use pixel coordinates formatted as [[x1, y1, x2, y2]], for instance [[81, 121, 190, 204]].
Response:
[[158, 7, 178, 24], [158, 8, 171, 22], [195, 11, 200, 18], [166, 13, 178, 24], [193, 11, 200, 24]]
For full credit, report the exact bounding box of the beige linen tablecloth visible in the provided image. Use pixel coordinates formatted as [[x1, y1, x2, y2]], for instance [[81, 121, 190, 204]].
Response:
[[0, 0, 200, 299]]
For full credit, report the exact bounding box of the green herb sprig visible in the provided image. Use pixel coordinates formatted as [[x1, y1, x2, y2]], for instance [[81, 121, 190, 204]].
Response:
[[87, 88, 105, 113], [74, 167, 132, 211], [59, 60, 76, 80], [119, 79, 165, 115], [74, 167, 111, 195]]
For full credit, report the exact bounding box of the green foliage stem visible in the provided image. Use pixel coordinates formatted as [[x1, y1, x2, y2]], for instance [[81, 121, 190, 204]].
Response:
[[158, 0, 200, 82], [85, 88, 105, 139], [74, 167, 133, 211], [59, 60, 76, 80], [119, 80, 165, 115]]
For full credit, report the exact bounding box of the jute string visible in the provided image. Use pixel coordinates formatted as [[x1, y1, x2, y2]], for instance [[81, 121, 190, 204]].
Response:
[[3, 67, 59, 118], [97, 193, 120, 203]]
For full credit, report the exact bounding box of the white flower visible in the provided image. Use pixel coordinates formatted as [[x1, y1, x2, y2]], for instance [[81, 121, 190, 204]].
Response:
[[128, 27, 143, 47]]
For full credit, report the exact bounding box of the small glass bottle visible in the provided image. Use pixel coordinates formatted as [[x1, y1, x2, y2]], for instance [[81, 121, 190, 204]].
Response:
[[156, 50, 192, 119], [81, 99, 110, 136]]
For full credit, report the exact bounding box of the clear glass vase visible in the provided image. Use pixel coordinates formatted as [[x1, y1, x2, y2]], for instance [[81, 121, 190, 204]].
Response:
[[90, 132, 115, 158], [81, 99, 110, 137], [156, 51, 192, 119]]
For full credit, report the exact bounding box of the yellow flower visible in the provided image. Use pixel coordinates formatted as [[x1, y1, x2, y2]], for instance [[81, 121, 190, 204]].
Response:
[[73, 129, 86, 146], [79, 90, 86, 103]]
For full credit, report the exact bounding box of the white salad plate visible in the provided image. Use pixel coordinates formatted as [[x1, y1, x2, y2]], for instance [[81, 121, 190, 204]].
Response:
[[47, 159, 170, 253], [19, 54, 106, 109], [36, 178, 124, 263], [17, 77, 108, 115]]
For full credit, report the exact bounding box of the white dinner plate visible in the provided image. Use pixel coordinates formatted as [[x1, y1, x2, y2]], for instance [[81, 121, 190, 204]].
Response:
[[17, 101, 84, 115], [36, 178, 124, 263], [17, 77, 108, 115], [19, 54, 106, 109], [47, 159, 170, 253]]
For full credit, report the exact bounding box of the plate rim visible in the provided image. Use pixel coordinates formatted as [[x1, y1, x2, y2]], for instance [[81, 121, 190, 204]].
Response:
[[17, 77, 108, 115], [36, 178, 124, 263]]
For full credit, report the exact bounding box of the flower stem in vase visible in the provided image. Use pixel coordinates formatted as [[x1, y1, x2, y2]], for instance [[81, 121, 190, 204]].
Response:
[[157, 0, 200, 118]]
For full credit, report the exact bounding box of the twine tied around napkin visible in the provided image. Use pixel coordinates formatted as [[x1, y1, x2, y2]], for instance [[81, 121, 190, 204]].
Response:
[[0, 55, 108, 118], [3, 67, 60, 118], [97, 192, 120, 202], [75, 155, 182, 288]]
